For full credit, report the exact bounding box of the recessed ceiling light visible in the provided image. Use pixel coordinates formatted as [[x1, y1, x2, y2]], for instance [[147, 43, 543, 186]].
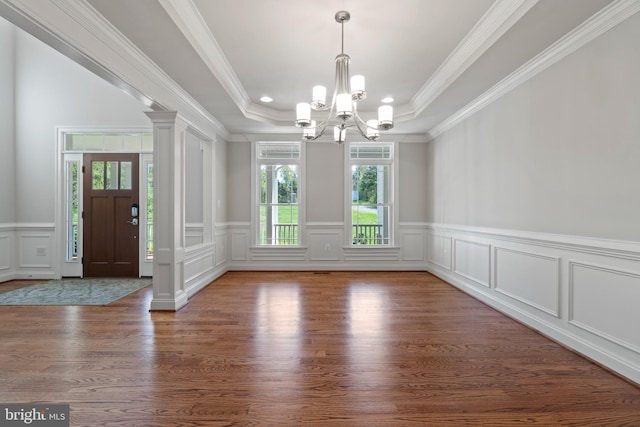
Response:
[[260, 96, 274, 103], [381, 97, 394, 103]]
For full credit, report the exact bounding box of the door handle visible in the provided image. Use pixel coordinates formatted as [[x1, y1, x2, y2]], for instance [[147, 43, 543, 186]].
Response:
[[127, 218, 139, 226]]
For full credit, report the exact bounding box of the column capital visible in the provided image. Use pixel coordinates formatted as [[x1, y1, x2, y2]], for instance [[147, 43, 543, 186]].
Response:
[[145, 111, 189, 129], [145, 110, 177, 123]]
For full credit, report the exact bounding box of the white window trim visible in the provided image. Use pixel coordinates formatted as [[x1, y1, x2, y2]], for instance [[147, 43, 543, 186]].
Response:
[[344, 141, 399, 247], [251, 141, 306, 247]]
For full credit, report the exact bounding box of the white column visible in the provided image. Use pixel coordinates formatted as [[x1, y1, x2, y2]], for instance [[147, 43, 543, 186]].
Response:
[[145, 111, 188, 311]]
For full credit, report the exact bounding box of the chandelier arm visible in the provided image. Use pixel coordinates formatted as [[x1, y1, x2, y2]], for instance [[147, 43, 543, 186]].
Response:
[[352, 107, 368, 127], [352, 104, 376, 141], [314, 82, 344, 139]]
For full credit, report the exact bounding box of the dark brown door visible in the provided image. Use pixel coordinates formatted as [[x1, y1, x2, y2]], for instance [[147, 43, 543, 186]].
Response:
[[83, 153, 139, 277]]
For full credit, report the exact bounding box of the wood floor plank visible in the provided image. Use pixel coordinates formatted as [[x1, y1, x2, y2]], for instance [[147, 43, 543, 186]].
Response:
[[1, 271, 639, 426]]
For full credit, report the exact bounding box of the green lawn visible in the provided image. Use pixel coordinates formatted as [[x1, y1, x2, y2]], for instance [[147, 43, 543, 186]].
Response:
[[259, 204, 382, 245], [260, 205, 379, 224]]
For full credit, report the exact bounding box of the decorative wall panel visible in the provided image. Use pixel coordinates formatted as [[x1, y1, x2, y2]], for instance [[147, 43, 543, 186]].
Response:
[[401, 232, 425, 262], [570, 261, 640, 352], [494, 247, 560, 317], [0, 234, 10, 271], [427, 232, 452, 270], [454, 239, 490, 287]]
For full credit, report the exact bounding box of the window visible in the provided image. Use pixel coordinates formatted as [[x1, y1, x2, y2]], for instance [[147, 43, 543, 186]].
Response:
[[90, 160, 133, 190], [347, 142, 396, 246], [255, 142, 303, 245], [64, 159, 80, 261], [145, 160, 154, 260], [65, 132, 153, 152]]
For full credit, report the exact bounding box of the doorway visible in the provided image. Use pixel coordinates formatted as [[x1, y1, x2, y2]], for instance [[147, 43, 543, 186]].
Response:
[[83, 153, 139, 277], [57, 130, 154, 278]]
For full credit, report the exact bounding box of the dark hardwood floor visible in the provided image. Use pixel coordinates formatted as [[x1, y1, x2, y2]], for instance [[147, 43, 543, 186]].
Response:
[[1, 271, 639, 426]]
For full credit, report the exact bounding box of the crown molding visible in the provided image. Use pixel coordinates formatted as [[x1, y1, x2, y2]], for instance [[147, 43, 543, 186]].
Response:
[[409, 0, 539, 119], [159, 0, 294, 127], [0, 0, 230, 140], [426, 0, 640, 142], [157, 0, 250, 114], [225, 132, 429, 144], [159, 0, 540, 128]]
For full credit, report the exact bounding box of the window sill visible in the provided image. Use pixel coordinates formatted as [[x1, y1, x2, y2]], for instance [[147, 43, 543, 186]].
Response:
[[250, 245, 308, 250], [344, 245, 401, 250]]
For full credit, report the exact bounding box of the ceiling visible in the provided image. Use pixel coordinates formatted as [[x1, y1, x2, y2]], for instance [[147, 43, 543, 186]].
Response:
[[17, 0, 620, 139]]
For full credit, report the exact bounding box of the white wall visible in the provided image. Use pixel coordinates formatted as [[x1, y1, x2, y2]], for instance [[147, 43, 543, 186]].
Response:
[[0, 17, 15, 223], [1, 24, 152, 281], [13, 27, 151, 223], [425, 12, 640, 384]]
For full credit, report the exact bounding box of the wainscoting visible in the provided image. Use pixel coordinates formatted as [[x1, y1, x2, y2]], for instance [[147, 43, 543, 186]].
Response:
[[224, 222, 429, 270], [424, 223, 640, 385], [171, 223, 227, 299], [0, 223, 56, 282], [0, 223, 228, 291]]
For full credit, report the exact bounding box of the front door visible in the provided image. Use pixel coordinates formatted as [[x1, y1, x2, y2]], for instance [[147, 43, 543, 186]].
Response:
[[83, 153, 139, 277]]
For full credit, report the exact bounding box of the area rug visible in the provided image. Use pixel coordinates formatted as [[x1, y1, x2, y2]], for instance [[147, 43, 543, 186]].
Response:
[[0, 278, 151, 306]]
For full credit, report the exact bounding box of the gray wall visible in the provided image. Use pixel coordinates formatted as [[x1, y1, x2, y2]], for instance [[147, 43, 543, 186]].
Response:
[[13, 26, 151, 223], [426, 12, 640, 241], [398, 143, 430, 223], [185, 131, 204, 224], [0, 18, 15, 223], [227, 141, 251, 222], [214, 136, 227, 224], [306, 142, 344, 222], [226, 139, 431, 225]]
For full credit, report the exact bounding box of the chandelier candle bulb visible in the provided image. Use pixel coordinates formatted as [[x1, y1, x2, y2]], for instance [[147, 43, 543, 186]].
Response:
[[378, 105, 394, 130], [351, 75, 366, 100], [303, 120, 317, 140], [336, 93, 353, 119], [296, 102, 311, 127], [312, 86, 327, 110]]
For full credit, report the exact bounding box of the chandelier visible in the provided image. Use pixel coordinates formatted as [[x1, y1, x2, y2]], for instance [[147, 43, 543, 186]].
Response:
[[294, 11, 394, 143]]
